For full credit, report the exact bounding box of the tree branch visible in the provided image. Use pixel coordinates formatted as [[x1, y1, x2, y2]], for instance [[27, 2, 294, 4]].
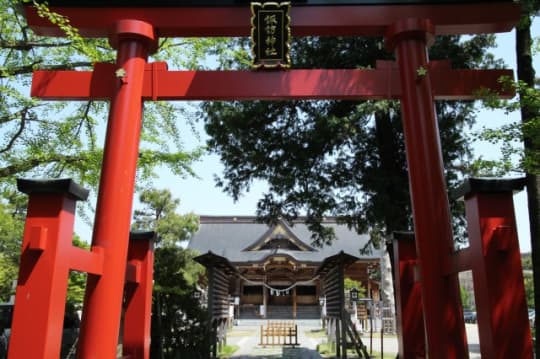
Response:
[[0, 108, 29, 154], [2, 61, 95, 77], [0, 40, 72, 51], [0, 107, 38, 125], [0, 154, 84, 178]]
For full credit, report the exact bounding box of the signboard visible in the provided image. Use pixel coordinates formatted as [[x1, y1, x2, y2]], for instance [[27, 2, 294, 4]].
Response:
[[41, 0, 513, 7], [251, 2, 291, 69]]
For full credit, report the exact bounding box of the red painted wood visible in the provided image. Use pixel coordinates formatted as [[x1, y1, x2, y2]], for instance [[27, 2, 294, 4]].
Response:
[[68, 246, 104, 275], [443, 247, 473, 275], [8, 194, 76, 358], [77, 20, 156, 358], [24, 4, 519, 38], [464, 191, 533, 358], [393, 234, 426, 359], [386, 18, 468, 358], [123, 235, 155, 359], [31, 62, 513, 101]]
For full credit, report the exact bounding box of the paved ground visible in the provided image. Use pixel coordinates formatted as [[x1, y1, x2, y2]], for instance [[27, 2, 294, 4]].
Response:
[[466, 324, 481, 359], [226, 320, 397, 358], [225, 320, 481, 358]]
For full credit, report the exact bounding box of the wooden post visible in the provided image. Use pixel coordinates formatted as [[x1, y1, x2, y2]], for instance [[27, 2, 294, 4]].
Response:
[[456, 178, 533, 358], [123, 231, 155, 359], [293, 286, 297, 319], [78, 19, 157, 359], [385, 18, 467, 357], [9, 179, 88, 359], [392, 231, 426, 358]]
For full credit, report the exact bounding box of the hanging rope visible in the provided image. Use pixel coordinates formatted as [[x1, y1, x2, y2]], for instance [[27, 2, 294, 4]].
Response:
[[236, 272, 320, 296]]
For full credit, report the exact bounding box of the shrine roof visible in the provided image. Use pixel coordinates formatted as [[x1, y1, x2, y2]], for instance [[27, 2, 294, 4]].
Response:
[[187, 215, 381, 264]]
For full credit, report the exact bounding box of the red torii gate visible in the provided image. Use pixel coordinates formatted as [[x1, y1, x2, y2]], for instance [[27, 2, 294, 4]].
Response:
[[9, 1, 527, 358]]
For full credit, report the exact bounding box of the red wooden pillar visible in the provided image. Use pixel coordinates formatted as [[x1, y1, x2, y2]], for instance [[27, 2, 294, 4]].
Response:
[[8, 179, 88, 359], [456, 178, 533, 358], [77, 20, 157, 358], [392, 231, 425, 359], [385, 19, 467, 358], [123, 231, 155, 359]]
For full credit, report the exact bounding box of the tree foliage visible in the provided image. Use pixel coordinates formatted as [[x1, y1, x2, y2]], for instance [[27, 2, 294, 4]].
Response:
[[460, 285, 472, 310], [0, 0, 229, 195], [474, 78, 540, 175], [132, 188, 199, 247], [523, 252, 533, 270], [150, 246, 208, 359], [0, 198, 23, 301], [66, 236, 89, 308], [473, 0, 540, 177], [344, 277, 366, 298], [202, 35, 500, 246], [524, 271, 535, 309]]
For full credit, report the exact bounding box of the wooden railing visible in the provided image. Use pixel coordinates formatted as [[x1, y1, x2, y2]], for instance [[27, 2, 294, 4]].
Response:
[[259, 321, 299, 347]]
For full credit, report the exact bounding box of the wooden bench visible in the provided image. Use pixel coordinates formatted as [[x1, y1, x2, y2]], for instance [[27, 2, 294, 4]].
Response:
[[259, 321, 299, 347]]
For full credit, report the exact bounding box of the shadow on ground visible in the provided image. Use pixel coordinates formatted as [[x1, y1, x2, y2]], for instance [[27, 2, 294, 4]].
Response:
[[231, 347, 323, 359]]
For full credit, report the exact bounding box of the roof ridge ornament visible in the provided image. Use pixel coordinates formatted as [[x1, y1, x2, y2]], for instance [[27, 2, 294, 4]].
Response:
[[243, 221, 317, 252]]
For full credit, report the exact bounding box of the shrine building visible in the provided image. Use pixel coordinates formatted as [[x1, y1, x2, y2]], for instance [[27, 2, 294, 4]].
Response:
[[188, 216, 382, 320]]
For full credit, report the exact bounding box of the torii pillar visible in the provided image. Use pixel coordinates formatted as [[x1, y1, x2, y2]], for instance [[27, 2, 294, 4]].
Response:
[[76, 20, 157, 358], [386, 19, 467, 358]]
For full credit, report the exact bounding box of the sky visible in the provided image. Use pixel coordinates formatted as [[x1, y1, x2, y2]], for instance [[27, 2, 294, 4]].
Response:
[[75, 19, 539, 253]]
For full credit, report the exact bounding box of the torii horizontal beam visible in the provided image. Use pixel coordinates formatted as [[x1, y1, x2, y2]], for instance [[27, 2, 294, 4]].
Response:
[[31, 61, 513, 101], [24, 3, 520, 38]]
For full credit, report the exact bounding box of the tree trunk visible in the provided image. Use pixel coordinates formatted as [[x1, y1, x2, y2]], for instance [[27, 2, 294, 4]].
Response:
[[527, 174, 540, 354], [515, 5, 539, 354], [374, 110, 409, 359], [374, 110, 410, 235]]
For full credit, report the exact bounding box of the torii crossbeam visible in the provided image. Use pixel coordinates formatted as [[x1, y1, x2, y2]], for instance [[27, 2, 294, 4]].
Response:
[[32, 60, 512, 101]]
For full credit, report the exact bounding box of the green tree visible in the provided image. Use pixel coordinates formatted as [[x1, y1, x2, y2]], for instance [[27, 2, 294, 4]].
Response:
[[524, 272, 535, 309], [0, 0, 228, 194], [0, 200, 23, 301], [344, 277, 366, 298], [460, 286, 472, 310], [151, 246, 207, 359], [523, 253, 533, 271], [67, 236, 89, 309], [516, 1, 540, 353], [132, 188, 205, 358], [132, 188, 199, 247], [202, 35, 499, 247]]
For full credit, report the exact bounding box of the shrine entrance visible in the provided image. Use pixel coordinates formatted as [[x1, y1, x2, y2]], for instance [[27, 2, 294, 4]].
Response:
[[188, 216, 383, 323], [7, 1, 532, 358]]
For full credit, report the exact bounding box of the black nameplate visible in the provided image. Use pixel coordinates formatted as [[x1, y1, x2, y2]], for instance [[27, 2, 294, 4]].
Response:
[[251, 2, 291, 69]]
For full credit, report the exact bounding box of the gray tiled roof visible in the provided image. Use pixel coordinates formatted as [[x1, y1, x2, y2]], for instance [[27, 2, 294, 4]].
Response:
[[187, 216, 382, 264]]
